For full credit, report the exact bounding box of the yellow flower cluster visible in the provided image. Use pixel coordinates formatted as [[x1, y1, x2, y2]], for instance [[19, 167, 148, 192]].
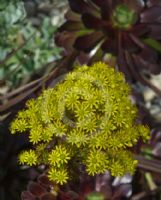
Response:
[[11, 62, 149, 184]]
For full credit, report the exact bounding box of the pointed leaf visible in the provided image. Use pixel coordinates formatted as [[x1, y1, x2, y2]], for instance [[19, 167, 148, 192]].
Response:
[[143, 38, 161, 53], [41, 193, 56, 200], [74, 31, 104, 52], [147, 0, 161, 7], [140, 6, 161, 22], [27, 182, 46, 197], [148, 25, 161, 40], [58, 21, 85, 32], [91, 0, 107, 7], [123, 0, 145, 12], [132, 54, 161, 74], [130, 24, 150, 37], [82, 13, 104, 29], [101, 38, 118, 55], [21, 191, 35, 200], [68, 0, 92, 14]]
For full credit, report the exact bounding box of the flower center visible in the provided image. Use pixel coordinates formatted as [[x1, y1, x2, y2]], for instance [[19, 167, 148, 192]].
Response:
[[112, 4, 137, 29]]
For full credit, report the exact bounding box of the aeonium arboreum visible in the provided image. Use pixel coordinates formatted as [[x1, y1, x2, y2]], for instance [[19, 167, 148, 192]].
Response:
[[10, 62, 149, 185]]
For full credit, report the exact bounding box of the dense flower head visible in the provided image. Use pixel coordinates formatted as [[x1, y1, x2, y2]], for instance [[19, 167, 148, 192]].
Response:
[[11, 62, 149, 184], [56, 0, 161, 82]]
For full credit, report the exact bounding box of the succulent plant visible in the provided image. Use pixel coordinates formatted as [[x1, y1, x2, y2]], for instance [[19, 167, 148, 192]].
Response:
[[21, 172, 132, 200], [21, 173, 57, 200], [55, 0, 161, 83], [11, 62, 149, 185]]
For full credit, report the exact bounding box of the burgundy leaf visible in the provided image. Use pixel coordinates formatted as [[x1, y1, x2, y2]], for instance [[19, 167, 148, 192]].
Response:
[[100, 1, 112, 20], [21, 191, 36, 200], [130, 34, 158, 63], [91, 0, 107, 7], [117, 51, 135, 81], [27, 181, 46, 197], [40, 193, 56, 200], [38, 174, 53, 187], [68, 0, 92, 14], [148, 24, 161, 39], [123, 0, 145, 12], [101, 38, 118, 55], [139, 45, 158, 63], [150, 129, 161, 146], [152, 142, 161, 158], [140, 6, 161, 22], [132, 54, 161, 74], [130, 24, 150, 37], [58, 190, 80, 200], [147, 0, 161, 6], [121, 32, 138, 52], [82, 13, 104, 30], [74, 31, 104, 52], [79, 177, 95, 197]]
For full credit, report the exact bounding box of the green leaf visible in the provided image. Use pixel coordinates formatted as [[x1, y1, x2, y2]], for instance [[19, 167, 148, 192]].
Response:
[[86, 192, 104, 200], [143, 38, 161, 54]]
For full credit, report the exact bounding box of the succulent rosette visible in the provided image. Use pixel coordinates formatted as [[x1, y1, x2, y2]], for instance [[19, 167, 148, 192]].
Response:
[[56, 0, 161, 82]]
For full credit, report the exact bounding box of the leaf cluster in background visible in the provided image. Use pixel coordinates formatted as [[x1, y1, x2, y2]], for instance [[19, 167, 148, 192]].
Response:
[[0, 0, 62, 90]]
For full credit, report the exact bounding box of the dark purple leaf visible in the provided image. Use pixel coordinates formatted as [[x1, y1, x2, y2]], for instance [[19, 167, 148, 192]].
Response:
[[82, 13, 104, 29], [147, 0, 161, 6], [74, 31, 104, 52], [139, 45, 158, 63], [117, 51, 135, 81], [150, 128, 161, 146], [130, 24, 150, 37], [152, 142, 161, 158], [40, 193, 56, 200], [123, 0, 145, 12], [27, 181, 46, 197], [21, 191, 35, 200], [121, 32, 138, 52], [132, 54, 161, 74], [38, 174, 52, 187], [148, 24, 161, 39], [100, 1, 112, 20], [91, 0, 107, 7], [130, 34, 158, 63], [68, 0, 92, 14], [101, 38, 118, 55], [140, 6, 161, 22]]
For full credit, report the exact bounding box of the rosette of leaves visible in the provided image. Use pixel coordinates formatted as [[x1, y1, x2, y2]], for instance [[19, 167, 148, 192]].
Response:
[[11, 62, 149, 185], [21, 172, 132, 200], [55, 0, 161, 84]]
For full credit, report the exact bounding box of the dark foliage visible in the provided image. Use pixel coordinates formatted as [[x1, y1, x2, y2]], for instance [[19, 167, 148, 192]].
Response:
[[56, 0, 161, 95], [1, 1, 161, 200]]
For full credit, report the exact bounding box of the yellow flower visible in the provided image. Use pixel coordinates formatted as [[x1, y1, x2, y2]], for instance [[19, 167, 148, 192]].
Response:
[[11, 62, 150, 184]]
